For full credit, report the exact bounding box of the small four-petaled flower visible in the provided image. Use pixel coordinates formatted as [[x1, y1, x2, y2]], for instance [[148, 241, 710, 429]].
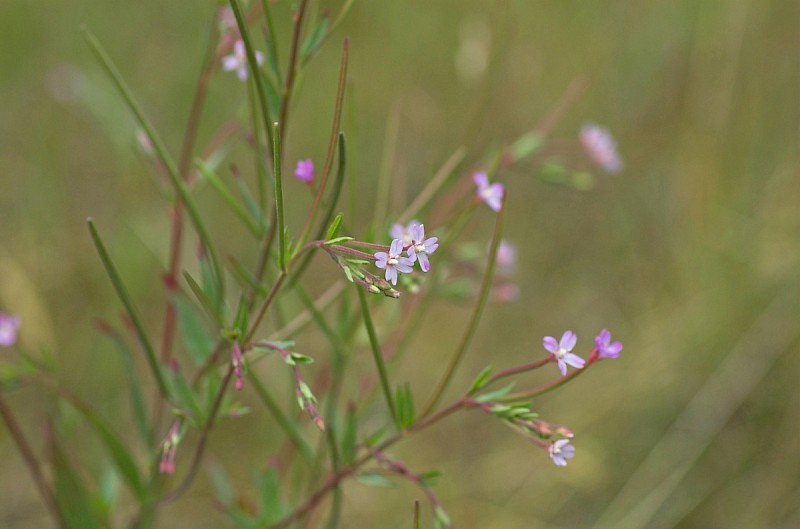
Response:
[[543, 330, 585, 376], [222, 40, 264, 81], [389, 220, 420, 246], [595, 328, 623, 359], [406, 223, 439, 272], [548, 438, 575, 466], [294, 159, 314, 183], [473, 171, 504, 212], [374, 239, 414, 285]]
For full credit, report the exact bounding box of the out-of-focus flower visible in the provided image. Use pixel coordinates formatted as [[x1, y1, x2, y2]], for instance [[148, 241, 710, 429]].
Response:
[[389, 220, 420, 246], [543, 331, 585, 376], [231, 342, 245, 391], [294, 159, 314, 183], [580, 123, 623, 174], [473, 171, 504, 212], [495, 240, 517, 275], [222, 40, 264, 82], [0, 313, 20, 347], [159, 421, 181, 475], [548, 439, 575, 466], [595, 328, 623, 359], [374, 239, 414, 286], [407, 223, 439, 272]]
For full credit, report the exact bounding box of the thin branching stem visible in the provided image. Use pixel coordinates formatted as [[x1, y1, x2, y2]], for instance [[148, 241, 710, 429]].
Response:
[[278, 0, 310, 144]]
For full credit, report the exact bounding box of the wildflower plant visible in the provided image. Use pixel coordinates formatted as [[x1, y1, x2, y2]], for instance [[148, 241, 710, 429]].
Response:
[[0, 3, 627, 528]]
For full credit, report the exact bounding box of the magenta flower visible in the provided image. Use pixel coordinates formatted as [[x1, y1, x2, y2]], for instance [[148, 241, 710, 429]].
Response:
[[580, 123, 623, 174], [0, 313, 20, 347], [406, 223, 439, 272], [294, 159, 315, 184], [548, 439, 575, 466], [595, 328, 623, 359], [159, 421, 181, 475], [543, 330, 585, 376], [374, 239, 414, 285], [222, 40, 264, 81], [473, 171, 504, 212], [389, 220, 420, 246], [231, 341, 245, 391]]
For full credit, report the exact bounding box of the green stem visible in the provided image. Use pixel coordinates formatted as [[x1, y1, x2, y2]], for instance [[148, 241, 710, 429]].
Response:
[[273, 121, 287, 272], [420, 195, 506, 418], [229, 0, 275, 149], [356, 288, 399, 430]]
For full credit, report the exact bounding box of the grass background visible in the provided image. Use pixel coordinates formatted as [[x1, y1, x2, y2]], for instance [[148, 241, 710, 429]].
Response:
[[1, 0, 799, 527]]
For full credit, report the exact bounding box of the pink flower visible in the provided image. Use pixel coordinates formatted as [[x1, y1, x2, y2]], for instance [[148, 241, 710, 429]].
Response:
[[0, 313, 20, 347], [580, 123, 623, 174], [222, 40, 264, 82], [595, 328, 623, 359], [495, 240, 517, 275], [294, 159, 315, 183], [473, 171, 504, 212], [406, 223, 439, 272], [159, 421, 181, 475], [548, 439, 575, 466], [374, 239, 414, 285], [231, 342, 245, 391], [543, 330, 585, 376], [389, 220, 420, 246]]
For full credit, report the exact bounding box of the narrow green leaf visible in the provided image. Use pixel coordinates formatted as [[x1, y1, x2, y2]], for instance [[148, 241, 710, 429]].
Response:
[[183, 271, 224, 326], [468, 365, 494, 394], [324, 236, 353, 246], [272, 121, 287, 271], [96, 323, 150, 445], [62, 398, 146, 501], [300, 17, 330, 61], [87, 220, 166, 396], [229, 0, 275, 148], [341, 405, 357, 465], [260, 0, 283, 85], [258, 469, 285, 524], [474, 383, 516, 403], [163, 370, 203, 421], [356, 473, 395, 488], [175, 294, 214, 365], [326, 212, 343, 241], [51, 434, 104, 529], [196, 159, 263, 237]]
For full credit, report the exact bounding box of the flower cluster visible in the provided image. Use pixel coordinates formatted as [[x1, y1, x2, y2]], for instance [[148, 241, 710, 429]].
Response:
[[375, 222, 439, 285], [159, 421, 182, 475]]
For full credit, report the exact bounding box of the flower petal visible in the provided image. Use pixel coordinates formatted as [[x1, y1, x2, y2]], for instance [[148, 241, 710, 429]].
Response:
[[543, 336, 559, 354], [560, 330, 577, 352]]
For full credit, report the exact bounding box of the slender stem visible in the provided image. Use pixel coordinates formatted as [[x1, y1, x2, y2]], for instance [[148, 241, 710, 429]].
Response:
[[420, 195, 506, 418], [279, 0, 310, 144], [297, 39, 349, 248], [500, 361, 594, 401], [269, 399, 464, 529], [0, 393, 67, 528], [480, 357, 554, 390], [273, 121, 287, 272], [356, 288, 399, 429], [159, 366, 235, 504]]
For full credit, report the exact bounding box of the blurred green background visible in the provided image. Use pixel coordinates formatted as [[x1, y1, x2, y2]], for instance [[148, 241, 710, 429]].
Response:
[[2, 0, 799, 528]]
